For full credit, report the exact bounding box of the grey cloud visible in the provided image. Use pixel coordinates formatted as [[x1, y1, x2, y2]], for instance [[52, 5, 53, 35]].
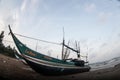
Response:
[[118, 33, 120, 37]]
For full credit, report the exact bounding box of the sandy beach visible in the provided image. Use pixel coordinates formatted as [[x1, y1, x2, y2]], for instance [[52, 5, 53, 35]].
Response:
[[0, 54, 120, 80]]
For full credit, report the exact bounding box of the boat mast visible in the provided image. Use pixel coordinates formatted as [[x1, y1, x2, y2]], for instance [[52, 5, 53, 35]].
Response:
[[61, 28, 65, 60], [61, 28, 80, 60]]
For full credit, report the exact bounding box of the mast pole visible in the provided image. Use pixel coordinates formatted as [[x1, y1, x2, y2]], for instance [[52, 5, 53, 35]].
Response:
[[62, 27, 65, 60]]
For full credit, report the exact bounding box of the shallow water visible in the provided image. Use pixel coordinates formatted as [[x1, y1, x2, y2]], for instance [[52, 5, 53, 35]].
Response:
[[90, 57, 120, 71]]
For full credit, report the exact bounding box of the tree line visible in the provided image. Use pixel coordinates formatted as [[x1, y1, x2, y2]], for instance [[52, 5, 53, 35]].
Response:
[[0, 31, 17, 58]]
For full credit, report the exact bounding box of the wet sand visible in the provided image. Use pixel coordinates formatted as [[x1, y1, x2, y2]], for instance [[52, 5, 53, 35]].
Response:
[[0, 54, 120, 80]]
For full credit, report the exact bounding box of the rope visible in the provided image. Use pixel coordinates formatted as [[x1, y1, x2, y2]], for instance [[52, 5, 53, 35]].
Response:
[[14, 33, 61, 45]]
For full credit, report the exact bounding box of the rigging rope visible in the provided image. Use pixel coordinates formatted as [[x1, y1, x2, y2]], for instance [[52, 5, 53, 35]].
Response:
[[14, 33, 61, 45]]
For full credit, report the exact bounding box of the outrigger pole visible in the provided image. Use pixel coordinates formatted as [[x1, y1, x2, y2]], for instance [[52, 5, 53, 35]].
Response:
[[63, 44, 80, 58]]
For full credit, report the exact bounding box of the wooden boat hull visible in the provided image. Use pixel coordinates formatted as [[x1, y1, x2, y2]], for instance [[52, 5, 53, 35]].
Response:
[[24, 56, 90, 75], [9, 26, 91, 75]]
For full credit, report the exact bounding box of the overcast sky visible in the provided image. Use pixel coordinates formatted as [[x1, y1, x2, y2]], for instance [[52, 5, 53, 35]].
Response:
[[0, 0, 120, 63]]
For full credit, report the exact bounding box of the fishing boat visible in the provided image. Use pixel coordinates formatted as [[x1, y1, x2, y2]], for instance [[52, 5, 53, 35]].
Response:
[[9, 25, 91, 75]]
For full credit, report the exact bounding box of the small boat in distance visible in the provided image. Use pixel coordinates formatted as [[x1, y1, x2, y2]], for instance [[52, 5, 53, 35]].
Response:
[[9, 25, 91, 76]]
